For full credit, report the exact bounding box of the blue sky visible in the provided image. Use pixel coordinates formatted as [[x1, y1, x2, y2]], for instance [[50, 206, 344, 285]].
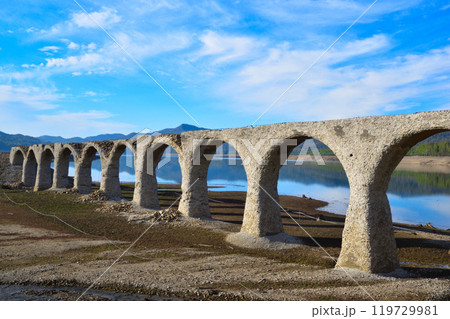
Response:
[[0, 0, 449, 137]]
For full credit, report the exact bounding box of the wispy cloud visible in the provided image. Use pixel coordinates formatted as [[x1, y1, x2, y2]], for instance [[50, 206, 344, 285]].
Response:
[[38, 45, 61, 52], [216, 44, 450, 121], [71, 7, 121, 28], [194, 30, 265, 64], [0, 84, 62, 110], [0, 0, 447, 135], [249, 0, 423, 26]]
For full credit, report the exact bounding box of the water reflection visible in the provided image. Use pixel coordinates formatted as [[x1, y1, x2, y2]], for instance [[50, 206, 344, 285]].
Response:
[[67, 156, 450, 229]]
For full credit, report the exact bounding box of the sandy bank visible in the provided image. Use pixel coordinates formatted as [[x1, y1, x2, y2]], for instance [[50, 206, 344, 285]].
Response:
[[285, 155, 450, 174]]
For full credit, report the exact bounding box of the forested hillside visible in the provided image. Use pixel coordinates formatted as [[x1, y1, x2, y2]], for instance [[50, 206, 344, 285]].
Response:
[[407, 141, 450, 156]]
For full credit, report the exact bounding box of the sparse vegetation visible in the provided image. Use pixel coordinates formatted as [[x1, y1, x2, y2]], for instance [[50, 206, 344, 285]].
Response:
[[1, 185, 449, 300]]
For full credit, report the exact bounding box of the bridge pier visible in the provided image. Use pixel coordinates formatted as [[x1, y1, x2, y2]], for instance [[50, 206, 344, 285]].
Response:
[[100, 159, 122, 198], [178, 153, 211, 218], [53, 154, 69, 189], [241, 161, 284, 237], [74, 161, 92, 194], [132, 145, 161, 209], [337, 176, 399, 273]]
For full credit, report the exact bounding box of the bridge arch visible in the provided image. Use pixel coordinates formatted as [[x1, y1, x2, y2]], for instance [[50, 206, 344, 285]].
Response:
[[11, 148, 25, 166], [239, 132, 349, 237], [23, 149, 38, 187], [133, 135, 183, 209], [34, 147, 55, 190], [374, 128, 449, 190], [100, 140, 136, 198], [205, 140, 249, 224], [337, 115, 450, 273], [75, 143, 106, 194], [53, 144, 80, 189], [178, 137, 250, 220]]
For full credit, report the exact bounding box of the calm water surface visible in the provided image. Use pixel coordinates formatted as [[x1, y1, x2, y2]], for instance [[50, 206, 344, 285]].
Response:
[[68, 157, 450, 229]]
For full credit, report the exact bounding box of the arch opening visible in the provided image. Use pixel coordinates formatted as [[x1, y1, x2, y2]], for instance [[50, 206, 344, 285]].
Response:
[[54, 147, 76, 189], [105, 143, 136, 199], [269, 136, 350, 246], [380, 130, 450, 231], [77, 146, 102, 194], [12, 150, 25, 166], [136, 141, 183, 210], [23, 150, 38, 187], [205, 141, 248, 226], [36, 148, 54, 190]]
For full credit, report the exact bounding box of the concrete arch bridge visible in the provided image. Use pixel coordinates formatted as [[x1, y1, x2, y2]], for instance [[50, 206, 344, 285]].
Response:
[[9, 110, 449, 273]]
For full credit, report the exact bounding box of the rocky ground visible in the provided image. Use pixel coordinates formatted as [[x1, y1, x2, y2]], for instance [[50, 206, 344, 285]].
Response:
[[0, 153, 21, 185], [0, 189, 449, 301]]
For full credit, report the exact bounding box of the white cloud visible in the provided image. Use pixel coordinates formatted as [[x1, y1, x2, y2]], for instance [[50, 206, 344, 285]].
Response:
[[84, 42, 96, 51], [250, 0, 423, 26], [38, 46, 61, 53], [45, 52, 108, 74], [72, 7, 121, 28], [112, 31, 191, 60], [0, 84, 62, 110], [329, 34, 390, 62], [25, 27, 38, 33], [216, 43, 450, 121], [67, 42, 80, 50], [0, 107, 135, 137], [35, 111, 135, 137], [195, 30, 264, 64]]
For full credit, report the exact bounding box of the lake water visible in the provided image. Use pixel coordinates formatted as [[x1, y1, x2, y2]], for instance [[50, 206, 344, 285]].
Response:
[[67, 156, 450, 229]]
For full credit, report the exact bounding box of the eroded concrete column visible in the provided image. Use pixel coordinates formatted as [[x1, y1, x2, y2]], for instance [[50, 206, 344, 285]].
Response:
[[74, 160, 93, 194], [337, 171, 399, 273], [240, 162, 284, 236], [100, 158, 122, 198], [133, 144, 161, 209], [178, 153, 211, 218]]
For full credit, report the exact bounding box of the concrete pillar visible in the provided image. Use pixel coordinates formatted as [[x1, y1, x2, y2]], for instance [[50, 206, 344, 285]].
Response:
[[240, 162, 284, 236], [74, 147, 98, 194], [178, 155, 211, 218], [133, 144, 163, 209], [337, 174, 399, 273], [74, 161, 94, 194], [100, 158, 122, 198]]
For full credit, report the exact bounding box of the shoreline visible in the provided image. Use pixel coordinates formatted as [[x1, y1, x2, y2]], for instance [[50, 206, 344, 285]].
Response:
[[208, 154, 450, 174]]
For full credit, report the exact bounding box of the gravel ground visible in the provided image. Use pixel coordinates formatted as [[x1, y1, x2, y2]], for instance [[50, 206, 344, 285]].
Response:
[[0, 219, 449, 301]]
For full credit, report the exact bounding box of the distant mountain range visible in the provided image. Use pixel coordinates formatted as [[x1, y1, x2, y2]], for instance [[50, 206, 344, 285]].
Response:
[[0, 124, 207, 152]]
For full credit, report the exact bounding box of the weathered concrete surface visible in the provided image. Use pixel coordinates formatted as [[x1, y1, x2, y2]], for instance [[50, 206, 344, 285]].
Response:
[[133, 135, 182, 209], [100, 141, 136, 198], [52, 143, 81, 189], [8, 110, 450, 273], [0, 153, 22, 184]]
